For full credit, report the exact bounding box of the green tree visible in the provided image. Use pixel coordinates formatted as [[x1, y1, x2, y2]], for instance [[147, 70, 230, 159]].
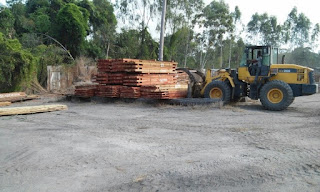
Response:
[[113, 29, 140, 59], [31, 44, 72, 86], [227, 6, 242, 68], [164, 0, 204, 67], [0, 32, 36, 92], [0, 7, 15, 38], [247, 13, 282, 46], [10, 1, 33, 37], [311, 23, 320, 50], [284, 47, 319, 68], [165, 0, 204, 33], [164, 27, 195, 67], [196, 0, 234, 69], [48, 0, 64, 21], [54, 3, 89, 57], [113, 29, 158, 60], [26, 0, 50, 14], [85, 0, 117, 59], [115, 0, 159, 30], [30, 11, 51, 33], [284, 7, 311, 48]]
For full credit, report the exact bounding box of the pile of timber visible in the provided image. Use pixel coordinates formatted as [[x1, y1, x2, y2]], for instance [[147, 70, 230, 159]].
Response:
[[120, 86, 141, 98], [123, 74, 177, 86], [96, 85, 122, 98], [141, 84, 188, 99], [74, 84, 98, 98], [0, 92, 39, 106], [176, 70, 190, 84], [74, 59, 189, 99]]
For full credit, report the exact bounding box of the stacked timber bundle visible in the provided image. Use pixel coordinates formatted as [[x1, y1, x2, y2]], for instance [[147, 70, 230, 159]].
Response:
[[93, 59, 188, 99], [140, 84, 188, 99], [95, 73, 125, 85], [120, 86, 141, 98], [123, 74, 177, 86], [109, 59, 176, 73], [74, 84, 98, 98], [97, 59, 112, 72], [96, 85, 122, 98], [176, 70, 190, 84]]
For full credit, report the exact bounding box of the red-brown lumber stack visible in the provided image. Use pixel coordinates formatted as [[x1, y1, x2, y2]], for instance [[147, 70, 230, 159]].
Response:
[[110, 59, 177, 73], [74, 84, 97, 98], [120, 86, 141, 98], [176, 70, 190, 84], [92, 59, 188, 99], [96, 85, 122, 98], [97, 59, 113, 73], [140, 84, 188, 99], [123, 74, 177, 86]]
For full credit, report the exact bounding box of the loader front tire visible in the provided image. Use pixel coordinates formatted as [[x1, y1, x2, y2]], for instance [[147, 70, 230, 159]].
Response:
[[259, 80, 294, 111], [204, 81, 231, 103]]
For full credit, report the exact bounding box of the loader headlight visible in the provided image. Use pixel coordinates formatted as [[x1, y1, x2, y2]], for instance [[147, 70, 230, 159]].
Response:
[[270, 68, 278, 75]]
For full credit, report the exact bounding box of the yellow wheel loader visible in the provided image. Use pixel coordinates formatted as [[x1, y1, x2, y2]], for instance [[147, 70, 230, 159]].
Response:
[[181, 45, 318, 111]]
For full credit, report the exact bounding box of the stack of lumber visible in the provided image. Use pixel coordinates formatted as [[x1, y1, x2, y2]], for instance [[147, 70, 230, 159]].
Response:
[[92, 59, 188, 99], [141, 84, 188, 99], [0, 92, 39, 104], [0, 105, 68, 116], [123, 74, 177, 86], [97, 59, 177, 74], [176, 70, 190, 84], [120, 86, 141, 98], [96, 85, 122, 98], [97, 59, 112, 72], [74, 84, 98, 98], [96, 73, 126, 85]]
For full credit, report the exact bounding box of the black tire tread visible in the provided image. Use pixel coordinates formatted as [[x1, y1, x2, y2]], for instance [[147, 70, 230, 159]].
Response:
[[204, 81, 231, 103], [259, 80, 294, 111]]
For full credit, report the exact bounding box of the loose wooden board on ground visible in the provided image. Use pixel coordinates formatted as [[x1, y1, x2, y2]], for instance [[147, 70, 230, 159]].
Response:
[[0, 105, 68, 116], [0, 92, 39, 103], [0, 102, 11, 107]]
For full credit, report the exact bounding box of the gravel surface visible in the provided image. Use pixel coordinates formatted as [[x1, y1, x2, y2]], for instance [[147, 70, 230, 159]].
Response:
[[0, 94, 320, 192]]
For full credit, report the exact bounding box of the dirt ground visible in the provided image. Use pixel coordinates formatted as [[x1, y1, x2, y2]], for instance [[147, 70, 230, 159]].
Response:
[[0, 94, 320, 192]]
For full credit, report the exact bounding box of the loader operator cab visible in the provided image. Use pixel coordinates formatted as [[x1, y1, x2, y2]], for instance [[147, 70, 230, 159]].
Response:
[[240, 45, 279, 78]]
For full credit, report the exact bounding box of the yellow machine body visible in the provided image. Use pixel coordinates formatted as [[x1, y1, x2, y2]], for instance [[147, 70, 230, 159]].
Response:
[[200, 69, 235, 95], [199, 45, 317, 110], [238, 64, 314, 85]]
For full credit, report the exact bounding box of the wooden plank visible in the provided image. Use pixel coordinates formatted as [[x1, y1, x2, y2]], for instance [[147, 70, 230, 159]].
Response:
[[0, 105, 68, 116], [0, 92, 27, 102], [0, 102, 11, 107], [0, 95, 40, 103], [0, 92, 26, 98]]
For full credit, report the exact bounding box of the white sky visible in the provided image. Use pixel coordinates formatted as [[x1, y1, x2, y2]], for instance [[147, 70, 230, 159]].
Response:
[[218, 0, 320, 26]]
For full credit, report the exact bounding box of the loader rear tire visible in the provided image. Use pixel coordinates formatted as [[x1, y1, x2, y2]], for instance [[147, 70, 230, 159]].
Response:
[[259, 80, 294, 111], [204, 81, 231, 103]]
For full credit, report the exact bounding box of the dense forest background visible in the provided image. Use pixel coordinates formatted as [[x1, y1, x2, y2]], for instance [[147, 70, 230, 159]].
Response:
[[0, 0, 319, 92]]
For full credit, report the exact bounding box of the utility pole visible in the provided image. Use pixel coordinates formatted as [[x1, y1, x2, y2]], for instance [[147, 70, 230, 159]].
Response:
[[159, 0, 167, 61]]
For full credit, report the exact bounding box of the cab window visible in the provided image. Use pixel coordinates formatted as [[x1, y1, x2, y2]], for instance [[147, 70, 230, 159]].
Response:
[[271, 48, 278, 64]]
